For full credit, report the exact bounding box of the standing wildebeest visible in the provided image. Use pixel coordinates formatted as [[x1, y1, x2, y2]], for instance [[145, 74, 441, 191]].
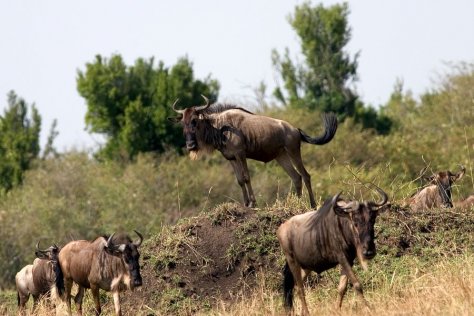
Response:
[[58, 231, 143, 316], [277, 188, 390, 316], [15, 242, 63, 313], [169, 95, 337, 208], [405, 165, 465, 211]]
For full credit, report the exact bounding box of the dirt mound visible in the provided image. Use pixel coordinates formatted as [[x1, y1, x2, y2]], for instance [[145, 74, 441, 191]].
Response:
[[120, 202, 474, 315], [122, 203, 295, 315]]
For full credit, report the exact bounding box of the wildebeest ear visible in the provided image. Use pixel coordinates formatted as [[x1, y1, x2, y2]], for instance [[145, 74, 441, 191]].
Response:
[[333, 201, 352, 218], [167, 116, 182, 123], [451, 165, 466, 181], [374, 203, 391, 214], [35, 250, 49, 260]]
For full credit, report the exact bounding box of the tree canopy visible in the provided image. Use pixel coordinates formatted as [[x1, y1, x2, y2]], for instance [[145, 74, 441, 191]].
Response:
[[272, 2, 391, 134], [77, 55, 220, 160], [0, 91, 41, 192]]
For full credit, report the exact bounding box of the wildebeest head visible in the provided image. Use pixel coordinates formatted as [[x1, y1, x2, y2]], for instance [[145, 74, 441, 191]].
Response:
[[333, 187, 390, 265], [35, 241, 60, 261], [168, 95, 212, 157], [105, 230, 143, 289], [422, 165, 465, 208]]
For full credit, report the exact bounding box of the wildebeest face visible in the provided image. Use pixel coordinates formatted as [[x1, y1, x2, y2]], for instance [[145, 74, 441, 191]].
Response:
[[182, 108, 201, 151], [105, 231, 144, 288], [168, 95, 212, 152], [425, 167, 465, 208], [334, 189, 390, 261]]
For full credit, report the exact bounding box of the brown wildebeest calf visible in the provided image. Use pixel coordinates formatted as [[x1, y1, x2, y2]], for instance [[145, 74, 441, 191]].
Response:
[[277, 188, 390, 316], [15, 242, 63, 313], [405, 165, 465, 211], [169, 95, 337, 208], [58, 231, 143, 316]]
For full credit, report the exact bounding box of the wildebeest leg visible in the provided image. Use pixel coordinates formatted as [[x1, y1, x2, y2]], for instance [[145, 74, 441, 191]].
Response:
[[90, 285, 101, 316], [64, 278, 74, 315], [276, 154, 303, 197], [113, 291, 122, 316], [17, 291, 28, 311], [286, 149, 316, 208], [229, 158, 256, 207], [340, 261, 368, 307], [336, 274, 348, 308], [74, 286, 85, 315], [286, 257, 310, 316]]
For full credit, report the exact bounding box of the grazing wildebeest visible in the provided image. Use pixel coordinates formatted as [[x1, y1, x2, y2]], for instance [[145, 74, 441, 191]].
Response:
[[15, 242, 63, 313], [58, 231, 143, 316], [277, 188, 390, 316], [169, 95, 337, 208], [406, 165, 465, 211]]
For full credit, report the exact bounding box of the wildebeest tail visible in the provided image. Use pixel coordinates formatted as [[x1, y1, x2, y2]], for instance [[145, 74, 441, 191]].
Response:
[[17, 291, 20, 307], [283, 261, 294, 309], [54, 262, 65, 297], [299, 112, 338, 145]]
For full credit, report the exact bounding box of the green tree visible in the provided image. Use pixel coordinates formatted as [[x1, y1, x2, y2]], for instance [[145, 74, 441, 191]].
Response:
[[0, 91, 41, 192], [273, 2, 391, 134], [272, 2, 358, 115], [77, 54, 219, 160]]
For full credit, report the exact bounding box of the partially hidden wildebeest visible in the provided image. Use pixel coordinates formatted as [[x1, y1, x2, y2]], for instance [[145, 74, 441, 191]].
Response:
[[58, 231, 143, 316], [405, 165, 465, 211], [169, 95, 338, 208], [15, 242, 63, 313], [454, 194, 474, 209], [277, 188, 390, 316]]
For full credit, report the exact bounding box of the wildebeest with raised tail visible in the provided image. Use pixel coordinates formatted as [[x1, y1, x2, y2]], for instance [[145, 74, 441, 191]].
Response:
[[15, 242, 63, 313], [58, 231, 143, 316], [277, 188, 390, 316], [169, 95, 337, 208], [405, 165, 465, 211]]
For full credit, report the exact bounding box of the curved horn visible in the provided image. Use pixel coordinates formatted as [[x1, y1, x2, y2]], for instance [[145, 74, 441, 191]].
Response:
[[171, 99, 184, 114], [106, 233, 116, 249], [456, 164, 466, 179], [194, 94, 211, 112], [372, 184, 388, 207], [36, 241, 49, 253], [133, 230, 143, 247], [331, 191, 342, 206]]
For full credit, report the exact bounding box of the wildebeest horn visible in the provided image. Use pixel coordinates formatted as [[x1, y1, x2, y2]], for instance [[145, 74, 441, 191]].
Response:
[[194, 94, 211, 112], [106, 233, 116, 249], [331, 191, 342, 205], [372, 185, 388, 207], [36, 241, 49, 253], [171, 99, 184, 114], [133, 230, 143, 247]]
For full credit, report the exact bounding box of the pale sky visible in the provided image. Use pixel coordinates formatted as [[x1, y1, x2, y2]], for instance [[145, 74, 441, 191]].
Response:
[[1, 1, 473, 152]]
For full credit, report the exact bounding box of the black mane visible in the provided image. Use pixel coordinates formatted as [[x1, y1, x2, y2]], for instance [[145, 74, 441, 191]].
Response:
[[202, 103, 254, 115]]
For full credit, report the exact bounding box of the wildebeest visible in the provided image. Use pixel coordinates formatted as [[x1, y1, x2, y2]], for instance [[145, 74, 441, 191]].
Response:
[[15, 242, 63, 313], [169, 95, 337, 208], [454, 194, 474, 209], [277, 188, 390, 316], [405, 165, 465, 211], [58, 231, 143, 316]]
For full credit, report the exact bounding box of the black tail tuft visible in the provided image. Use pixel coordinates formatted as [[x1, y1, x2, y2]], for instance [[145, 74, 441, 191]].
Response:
[[17, 291, 20, 307], [283, 261, 295, 310], [54, 262, 65, 297], [300, 112, 338, 145]]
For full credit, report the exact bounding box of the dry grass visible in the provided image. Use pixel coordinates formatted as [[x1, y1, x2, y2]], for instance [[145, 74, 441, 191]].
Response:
[[207, 254, 474, 316]]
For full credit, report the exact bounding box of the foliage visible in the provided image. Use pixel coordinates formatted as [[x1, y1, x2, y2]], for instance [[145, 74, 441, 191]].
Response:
[[77, 54, 220, 161], [0, 91, 41, 193], [272, 2, 391, 134]]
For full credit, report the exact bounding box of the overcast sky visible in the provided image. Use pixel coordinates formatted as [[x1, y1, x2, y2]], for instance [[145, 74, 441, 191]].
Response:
[[1, 1, 473, 152]]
